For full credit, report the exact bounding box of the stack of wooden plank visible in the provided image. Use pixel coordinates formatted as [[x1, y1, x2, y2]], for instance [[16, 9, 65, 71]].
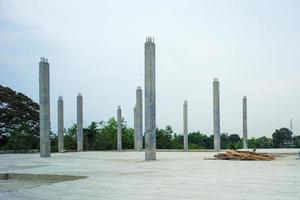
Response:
[[212, 150, 275, 161]]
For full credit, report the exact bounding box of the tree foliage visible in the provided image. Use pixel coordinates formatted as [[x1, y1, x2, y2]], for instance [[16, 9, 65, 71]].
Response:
[[156, 126, 173, 149], [248, 136, 273, 148], [63, 118, 134, 151], [188, 132, 213, 149], [0, 85, 39, 150], [272, 128, 293, 148]]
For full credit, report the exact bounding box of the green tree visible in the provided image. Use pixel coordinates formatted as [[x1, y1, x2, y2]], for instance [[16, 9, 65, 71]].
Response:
[[64, 124, 77, 150], [248, 136, 273, 148], [256, 136, 273, 148], [91, 118, 134, 150], [0, 85, 39, 150], [294, 135, 300, 148], [220, 133, 229, 149], [84, 121, 99, 150], [170, 133, 183, 149], [51, 132, 58, 152], [248, 137, 257, 149], [188, 132, 213, 149], [272, 128, 293, 148], [228, 134, 241, 149], [156, 126, 173, 149], [121, 119, 134, 149], [95, 118, 117, 150]]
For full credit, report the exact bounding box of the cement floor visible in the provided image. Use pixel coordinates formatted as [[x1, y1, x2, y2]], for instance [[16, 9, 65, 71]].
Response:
[[0, 149, 300, 200]]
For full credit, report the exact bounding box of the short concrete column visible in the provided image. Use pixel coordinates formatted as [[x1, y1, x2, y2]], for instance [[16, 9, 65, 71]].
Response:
[[136, 86, 143, 151], [213, 78, 220, 151], [183, 100, 188, 151], [77, 93, 83, 151], [243, 96, 248, 149], [57, 96, 64, 152], [144, 36, 156, 160], [134, 105, 137, 150], [117, 106, 122, 151], [39, 57, 51, 158]]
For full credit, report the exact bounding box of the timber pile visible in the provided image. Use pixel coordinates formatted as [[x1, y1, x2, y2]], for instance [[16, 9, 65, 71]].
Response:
[[212, 150, 275, 161]]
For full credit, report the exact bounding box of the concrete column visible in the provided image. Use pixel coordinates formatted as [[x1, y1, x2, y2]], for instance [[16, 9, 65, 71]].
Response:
[[39, 57, 51, 157], [57, 96, 64, 152], [183, 100, 188, 151], [117, 106, 122, 151], [213, 78, 220, 151], [77, 93, 83, 151], [134, 105, 137, 150], [136, 86, 143, 151], [144, 36, 156, 160], [243, 96, 248, 149]]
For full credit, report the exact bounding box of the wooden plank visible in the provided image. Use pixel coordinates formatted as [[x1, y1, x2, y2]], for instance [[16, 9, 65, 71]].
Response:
[[209, 150, 275, 161]]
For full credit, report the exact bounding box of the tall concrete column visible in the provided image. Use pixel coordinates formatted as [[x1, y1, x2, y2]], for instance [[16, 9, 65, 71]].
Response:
[[243, 96, 248, 149], [134, 105, 137, 150], [39, 57, 51, 157], [183, 100, 188, 151], [136, 86, 143, 151], [213, 78, 220, 151], [57, 96, 64, 152], [117, 106, 122, 151], [77, 93, 83, 151], [144, 36, 156, 160]]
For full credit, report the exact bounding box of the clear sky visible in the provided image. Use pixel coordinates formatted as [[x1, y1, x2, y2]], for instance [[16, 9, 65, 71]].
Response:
[[1, 0, 299, 137]]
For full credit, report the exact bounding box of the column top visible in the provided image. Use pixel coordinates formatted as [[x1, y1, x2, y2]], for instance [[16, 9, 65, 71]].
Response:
[[243, 96, 247, 99], [78, 93, 82, 97], [146, 36, 155, 43], [213, 77, 219, 82], [118, 105, 121, 110], [58, 96, 63, 100], [137, 86, 142, 90], [184, 100, 188, 104], [40, 57, 48, 63]]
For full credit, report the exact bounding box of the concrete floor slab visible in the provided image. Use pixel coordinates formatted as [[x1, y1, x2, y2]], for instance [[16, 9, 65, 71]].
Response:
[[0, 149, 299, 200]]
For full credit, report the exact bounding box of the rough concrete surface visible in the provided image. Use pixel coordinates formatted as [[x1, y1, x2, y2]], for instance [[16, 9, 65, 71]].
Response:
[[57, 96, 64, 153], [243, 96, 248, 149], [144, 37, 156, 160], [183, 100, 188, 151], [117, 106, 122, 151], [135, 86, 143, 151], [0, 149, 299, 200], [39, 57, 50, 158], [213, 78, 220, 151], [76, 94, 83, 152]]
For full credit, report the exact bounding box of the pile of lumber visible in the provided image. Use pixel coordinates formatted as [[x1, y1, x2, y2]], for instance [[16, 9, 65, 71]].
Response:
[[211, 150, 275, 161]]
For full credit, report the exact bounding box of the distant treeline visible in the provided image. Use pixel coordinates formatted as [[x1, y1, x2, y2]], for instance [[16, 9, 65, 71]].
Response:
[[1, 117, 300, 151], [1, 85, 300, 151], [49, 119, 300, 152]]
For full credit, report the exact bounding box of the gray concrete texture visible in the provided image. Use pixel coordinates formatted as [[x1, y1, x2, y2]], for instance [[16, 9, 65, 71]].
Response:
[[144, 36, 156, 160], [117, 106, 122, 151], [1, 149, 299, 200], [134, 105, 137, 150], [77, 94, 83, 151], [183, 100, 188, 151], [136, 86, 143, 151], [57, 96, 64, 153], [243, 96, 248, 149], [39, 57, 51, 158], [213, 78, 220, 151]]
